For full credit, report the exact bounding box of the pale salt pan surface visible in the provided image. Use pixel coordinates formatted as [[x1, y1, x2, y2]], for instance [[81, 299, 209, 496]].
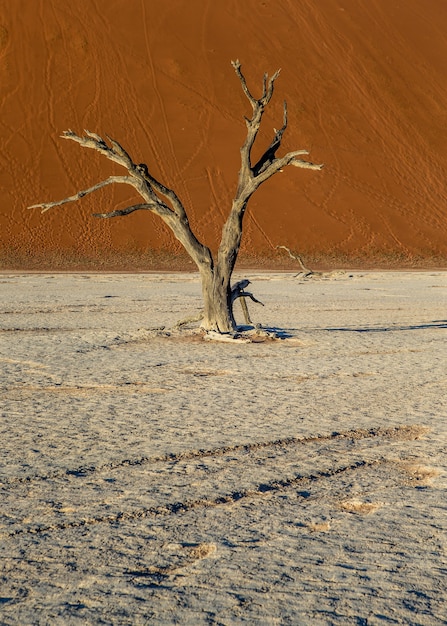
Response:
[[0, 271, 446, 625]]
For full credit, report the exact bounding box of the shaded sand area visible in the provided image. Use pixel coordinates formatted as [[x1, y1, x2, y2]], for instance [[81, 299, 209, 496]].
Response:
[[1, 271, 446, 624]]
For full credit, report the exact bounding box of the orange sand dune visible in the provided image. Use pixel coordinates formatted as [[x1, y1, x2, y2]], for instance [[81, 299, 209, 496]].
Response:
[[1, 0, 447, 269]]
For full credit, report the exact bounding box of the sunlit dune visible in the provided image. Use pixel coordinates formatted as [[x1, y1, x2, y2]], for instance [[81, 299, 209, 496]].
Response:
[[1, 0, 447, 269]]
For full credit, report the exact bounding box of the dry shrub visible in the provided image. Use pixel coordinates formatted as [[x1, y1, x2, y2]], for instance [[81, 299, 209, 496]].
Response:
[[399, 462, 440, 485], [391, 425, 430, 440], [188, 543, 217, 560], [338, 499, 384, 514], [146, 542, 217, 577]]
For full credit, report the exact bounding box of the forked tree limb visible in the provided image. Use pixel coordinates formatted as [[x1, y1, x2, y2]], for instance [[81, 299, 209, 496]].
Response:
[[136, 163, 187, 219], [253, 100, 288, 175], [231, 59, 280, 109], [29, 132, 187, 220], [28, 131, 212, 270], [230, 279, 263, 305], [232, 60, 281, 186], [231, 279, 264, 319], [65, 129, 134, 170], [67, 131, 186, 219], [216, 62, 323, 286], [231, 60, 323, 202]]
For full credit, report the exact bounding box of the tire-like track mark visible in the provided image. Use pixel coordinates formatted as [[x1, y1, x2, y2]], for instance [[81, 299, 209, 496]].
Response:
[[0, 425, 426, 487], [5, 458, 382, 538]]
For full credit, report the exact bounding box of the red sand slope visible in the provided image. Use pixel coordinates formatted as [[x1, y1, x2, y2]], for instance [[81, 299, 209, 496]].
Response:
[[1, 0, 447, 269]]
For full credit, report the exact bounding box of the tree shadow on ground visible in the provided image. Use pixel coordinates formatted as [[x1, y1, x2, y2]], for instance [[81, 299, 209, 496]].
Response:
[[236, 325, 294, 339], [324, 321, 447, 333]]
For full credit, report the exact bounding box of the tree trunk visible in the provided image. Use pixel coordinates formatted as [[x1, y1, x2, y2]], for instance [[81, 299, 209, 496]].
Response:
[[199, 197, 249, 333], [200, 267, 235, 333]]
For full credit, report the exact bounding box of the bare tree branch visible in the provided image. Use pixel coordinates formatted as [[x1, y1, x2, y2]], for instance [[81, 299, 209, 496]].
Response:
[[253, 100, 288, 175], [28, 176, 131, 213], [232, 61, 282, 187], [216, 61, 323, 291], [35, 131, 189, 220], [232, 60, 280, 108], [289, 158, 324, 169], [106, 135, 134, 167], [30, 129, 213, 273], [63, 130, 135, 172], [62, 130, 126, 169], [254, 153, 323, 187], [231, 60, 258, 108], [230, 279, 264, 305], [83, 130, 108, 145], [93, 203, 154, 218], [231, 60, 323, 206]]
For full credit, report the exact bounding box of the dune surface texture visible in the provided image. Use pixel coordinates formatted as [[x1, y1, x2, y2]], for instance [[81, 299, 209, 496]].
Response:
[[1, 0, 447, 269]]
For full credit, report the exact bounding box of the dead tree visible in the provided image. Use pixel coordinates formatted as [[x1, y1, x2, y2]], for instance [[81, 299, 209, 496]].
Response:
[[276, 245, 314, 278], [29, 60, 322, 334]]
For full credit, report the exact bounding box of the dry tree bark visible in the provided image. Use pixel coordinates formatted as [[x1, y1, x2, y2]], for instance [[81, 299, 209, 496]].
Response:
[[29, 61, 322, 334]]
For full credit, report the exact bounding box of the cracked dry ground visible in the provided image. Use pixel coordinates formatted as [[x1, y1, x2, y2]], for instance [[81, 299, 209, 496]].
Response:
[[1, 272, 446, 624]]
